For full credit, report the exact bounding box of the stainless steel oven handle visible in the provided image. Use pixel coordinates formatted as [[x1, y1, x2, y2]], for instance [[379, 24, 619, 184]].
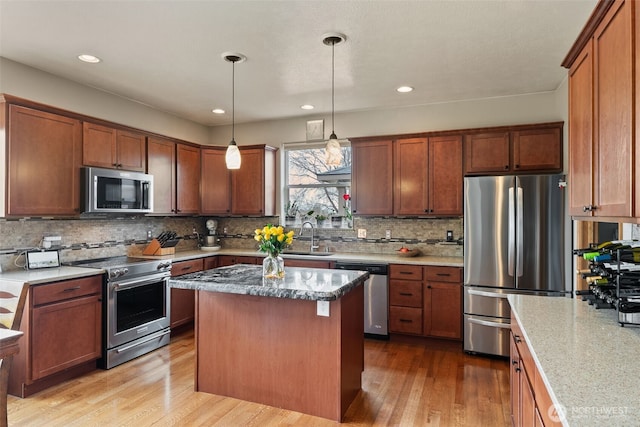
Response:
[[112, 275, 168, 292], [467, 289, 509, 299], [116, 329, 171, 353], [468, 317, 511, 329]]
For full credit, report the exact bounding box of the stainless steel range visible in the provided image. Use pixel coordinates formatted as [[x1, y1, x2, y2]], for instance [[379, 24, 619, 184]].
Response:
[[68, 256, 172, 369]]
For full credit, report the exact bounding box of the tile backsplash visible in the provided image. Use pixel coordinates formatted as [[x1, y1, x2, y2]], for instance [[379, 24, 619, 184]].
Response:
[[0, 215, 462, 272]]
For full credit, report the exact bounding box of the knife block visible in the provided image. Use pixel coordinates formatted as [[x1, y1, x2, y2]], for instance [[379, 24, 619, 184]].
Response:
[[142, 239, 176, 256]]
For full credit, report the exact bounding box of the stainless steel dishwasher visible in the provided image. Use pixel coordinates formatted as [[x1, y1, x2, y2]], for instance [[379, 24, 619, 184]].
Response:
[[334, 262, 389, 339]]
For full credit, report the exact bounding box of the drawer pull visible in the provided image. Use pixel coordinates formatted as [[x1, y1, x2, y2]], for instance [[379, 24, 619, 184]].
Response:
[[436, 273, 451, 276], [63, 286, 82, 292], [181, 266, 193, 271], [399, 292, 413, 296], [399, 319, 413, 323], [399, 271, 413, 275], [514, 334, 522, 343]]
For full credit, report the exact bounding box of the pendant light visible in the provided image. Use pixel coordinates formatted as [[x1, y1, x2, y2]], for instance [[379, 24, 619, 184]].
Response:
[[322, 33, 347, 166], [222, 52, 246, 169]]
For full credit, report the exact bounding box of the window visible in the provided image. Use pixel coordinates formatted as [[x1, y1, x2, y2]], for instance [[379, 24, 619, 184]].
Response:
[[283, 141, 351, 228]]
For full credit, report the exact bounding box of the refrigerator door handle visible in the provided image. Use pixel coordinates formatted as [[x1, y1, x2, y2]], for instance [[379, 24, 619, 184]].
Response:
[[508, 186, 515, 276], [516, 185, 524, 278], [467, 317, 511, 329], [467, 289, 509, 299]]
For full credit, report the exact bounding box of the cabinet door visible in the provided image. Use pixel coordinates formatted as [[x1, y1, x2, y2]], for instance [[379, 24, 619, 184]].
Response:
[[83, 122, 117, 169], [394, 138, 428, 215], [147, 137, 176, 214], [116, 130, 146, 171], [568, 42, 595, 216], [201, 148, 232, 215], [31, 294, 101, 380], [429, 135, 463, 215], [7, 105, 82, 216], [510, 334, 522, 427], [425, 281, 462, 339], [512, 127, 562, 173], [231, 147, 266, 215], [170, 259, 203, 329], [176, 144, 201, 214], [352, 139, 393, 215], [463, 132, 510, 174], [593, 0, 633, 217], [520, 364, 536, 427]]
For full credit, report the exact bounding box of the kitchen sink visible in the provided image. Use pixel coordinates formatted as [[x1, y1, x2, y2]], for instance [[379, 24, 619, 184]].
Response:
[[282, 251, 333, 257]]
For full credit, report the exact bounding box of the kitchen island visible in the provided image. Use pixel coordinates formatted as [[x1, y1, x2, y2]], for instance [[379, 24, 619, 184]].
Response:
[[168, 264, 369, 422]]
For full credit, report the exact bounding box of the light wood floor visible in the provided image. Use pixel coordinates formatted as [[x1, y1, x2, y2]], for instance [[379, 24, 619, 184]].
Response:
[[7, 330, 510, 426]]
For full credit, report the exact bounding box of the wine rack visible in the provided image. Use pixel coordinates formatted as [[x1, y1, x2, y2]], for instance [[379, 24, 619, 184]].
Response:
[[575, 244, 640, 327]]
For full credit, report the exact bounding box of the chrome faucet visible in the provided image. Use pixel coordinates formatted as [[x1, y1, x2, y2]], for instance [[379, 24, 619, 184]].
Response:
[[300, 221, 320, 252]]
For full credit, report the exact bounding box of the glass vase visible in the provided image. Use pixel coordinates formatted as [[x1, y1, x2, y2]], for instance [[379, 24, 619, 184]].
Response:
[[262, 252, 285, 284]]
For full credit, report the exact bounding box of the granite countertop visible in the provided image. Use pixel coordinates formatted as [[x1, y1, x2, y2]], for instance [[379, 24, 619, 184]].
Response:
[[508, 294, 640, 426], [147, 248, 464, 267], [169, 264, 369, 301]]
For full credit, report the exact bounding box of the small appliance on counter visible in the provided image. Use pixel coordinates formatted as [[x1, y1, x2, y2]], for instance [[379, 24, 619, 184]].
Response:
[[201, 219, 221, 251]]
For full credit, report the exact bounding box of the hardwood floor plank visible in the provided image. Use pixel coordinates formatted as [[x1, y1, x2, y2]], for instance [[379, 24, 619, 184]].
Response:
[[7, 331, 510, 426]]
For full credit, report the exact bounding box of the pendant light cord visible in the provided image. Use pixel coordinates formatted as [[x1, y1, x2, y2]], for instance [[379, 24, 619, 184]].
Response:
[[331, 40, 335, 137], [231, 59, 235, 141]]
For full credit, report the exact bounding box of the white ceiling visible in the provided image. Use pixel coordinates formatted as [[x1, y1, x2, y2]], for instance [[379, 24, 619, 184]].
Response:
[[0, 0, 597, 127]]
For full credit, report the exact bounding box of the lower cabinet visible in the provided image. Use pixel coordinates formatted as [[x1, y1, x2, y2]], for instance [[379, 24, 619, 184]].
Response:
[[282, 258, 334, 269], [170, 258, 204, 329], [511, 315, 562, 427], [217, 255, 260, 267], [389, 264, 462, 339], [9, 275, 103, 398]]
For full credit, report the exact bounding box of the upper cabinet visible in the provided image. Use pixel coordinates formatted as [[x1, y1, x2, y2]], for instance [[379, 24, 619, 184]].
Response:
[[83, 122, 146, 172], [463, 123, 562, 176], [351, 139, 394, 216], [563, 0, 634, 219], [394, 136, 463, 216], [5, 103, 82, 217], [201, 147, 231, 215], [231, 145, 277, 216], [147, 137, 200, 215]]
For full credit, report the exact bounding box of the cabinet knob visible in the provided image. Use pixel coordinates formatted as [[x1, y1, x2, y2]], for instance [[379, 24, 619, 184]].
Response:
[[514, 334, 522, 343], [504, 165, 509, 170], [427, 285, 432, 289], [514, 164, 520, 169]]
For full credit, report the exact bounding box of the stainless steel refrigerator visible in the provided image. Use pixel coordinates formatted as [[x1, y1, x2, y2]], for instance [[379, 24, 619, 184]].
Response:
[[463, 174, 570, 357]]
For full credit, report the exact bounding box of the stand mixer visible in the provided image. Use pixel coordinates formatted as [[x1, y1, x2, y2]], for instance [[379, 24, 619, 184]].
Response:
[[201, 219, 221, 251]]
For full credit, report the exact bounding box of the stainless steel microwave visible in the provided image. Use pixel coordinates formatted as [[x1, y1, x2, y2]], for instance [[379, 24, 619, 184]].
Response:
[[82, 167, 153, 214]]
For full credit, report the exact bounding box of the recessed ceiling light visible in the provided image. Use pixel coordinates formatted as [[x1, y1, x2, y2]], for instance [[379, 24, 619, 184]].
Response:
[[78, 54, 101, 63], [212, 108, 225, 114], [396, 86, 414, 93], [301, 104, 315, 110]]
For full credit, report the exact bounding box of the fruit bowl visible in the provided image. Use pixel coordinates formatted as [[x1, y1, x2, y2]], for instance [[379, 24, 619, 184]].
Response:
[[396, 247, 419, 257]]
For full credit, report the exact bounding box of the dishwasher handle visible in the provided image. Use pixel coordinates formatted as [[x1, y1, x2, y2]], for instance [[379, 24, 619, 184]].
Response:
[[334, 262, 388, 275]]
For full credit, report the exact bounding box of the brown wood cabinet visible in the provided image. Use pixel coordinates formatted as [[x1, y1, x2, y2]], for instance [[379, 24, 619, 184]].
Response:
[[423, 266, 462, 339], [5, 103, 82, 217], [203, 256, 218, 270], [82, 122, 146, 171], [283, 259, 333, 269], [565, 0, 634, 219], [351, 139, 394, 216], [147, 137, 200, 215], [170, 258, 204, 329], [9, 275, 102, 397], [464, 124, 562, 176], [217, 255, 260, 267], [230, 145, 277, 216], [201, 147, 232, 215], [394, 136, 462, 216], [389, 264, 462, 339]]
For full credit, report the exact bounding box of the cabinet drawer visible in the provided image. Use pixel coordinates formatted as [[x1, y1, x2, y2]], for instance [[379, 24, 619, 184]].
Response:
[[424, 266, 462, 283], [389, 281, 423, 307], [389, 264, 423, 280], [389, 306, 423, 335], [171, 259, 204, 277], [32, 276, 102, 306]]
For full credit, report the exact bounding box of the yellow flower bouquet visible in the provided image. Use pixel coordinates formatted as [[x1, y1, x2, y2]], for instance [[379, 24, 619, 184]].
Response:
[[255, 225, 294, 281], [254, 224, 295, 256]]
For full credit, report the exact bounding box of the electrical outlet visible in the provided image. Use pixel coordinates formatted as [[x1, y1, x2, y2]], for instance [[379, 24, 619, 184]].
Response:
[[43, 236, 62, 242], [317, 300, 330, 317], [357, 229, 367, 238], [385, 230, 391, 239], [446, 230, 454, 241]]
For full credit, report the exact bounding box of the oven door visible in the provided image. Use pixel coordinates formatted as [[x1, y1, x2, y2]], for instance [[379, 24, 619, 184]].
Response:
[[107, 274, 170, 348]]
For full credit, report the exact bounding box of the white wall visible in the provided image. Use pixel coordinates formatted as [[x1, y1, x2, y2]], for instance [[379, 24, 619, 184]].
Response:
[[0, 57, 210, 145]]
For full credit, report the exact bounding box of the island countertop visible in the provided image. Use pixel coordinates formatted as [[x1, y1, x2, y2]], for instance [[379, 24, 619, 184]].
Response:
[[168, 264, 369, 301]]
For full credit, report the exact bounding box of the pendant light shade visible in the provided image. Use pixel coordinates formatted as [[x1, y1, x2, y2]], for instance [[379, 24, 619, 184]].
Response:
[[222, 52, 246, 169], [322, 33, 347, 166]]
